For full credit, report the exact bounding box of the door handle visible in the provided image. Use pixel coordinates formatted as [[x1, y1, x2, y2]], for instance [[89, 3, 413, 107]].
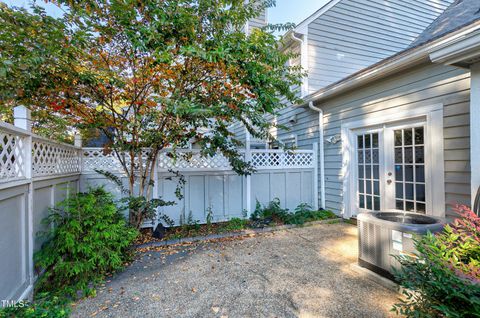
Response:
[[387, 179, 393, 185]]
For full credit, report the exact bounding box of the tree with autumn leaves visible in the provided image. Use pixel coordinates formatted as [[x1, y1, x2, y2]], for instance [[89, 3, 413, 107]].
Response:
[[0, 0, 304, 228]]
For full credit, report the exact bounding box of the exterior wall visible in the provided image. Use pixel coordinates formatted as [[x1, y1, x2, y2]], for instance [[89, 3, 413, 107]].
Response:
[[248, 9, 267, 30], [310, 63, 470, 218], [305, 0, 454, 93]]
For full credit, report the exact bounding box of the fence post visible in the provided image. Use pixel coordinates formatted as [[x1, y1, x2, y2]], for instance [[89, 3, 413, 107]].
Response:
[[245, 129, 252, 217], [313, 142, 319, 211], [152, 152, 160, 229], [13, 105, 34, 299], [74, 133, 83, 195]]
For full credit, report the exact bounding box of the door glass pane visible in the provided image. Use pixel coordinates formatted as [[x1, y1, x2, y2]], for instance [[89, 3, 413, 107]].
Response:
[[404, 147, 413, 163], [405, 183, 414, 200], [416, 184, 425, 202], [395, 165, 403, 181], [404, 129, 413, 145], [374, 196, 380, 210], [358, 135, 364, 149], [416, 166, 425, 182], [415, 147, 424, 164], [373, 181, 380, 195], [393, 127, 426, 214], [395, 182, 403, 199], [372, 149, 379, 163], [358, 151, 364, 163], [373, 165, 379, 179], [357, 132, 380, 211], [366, 195, 373, 210], [395, 148, 402, 163], [395, 130, 402, 146], [405, 165, 413, 182], [365, 134, 371, 148], [396, 200, 404, 210], [415, 127, 424, 144], [372, 134, 379, 147]]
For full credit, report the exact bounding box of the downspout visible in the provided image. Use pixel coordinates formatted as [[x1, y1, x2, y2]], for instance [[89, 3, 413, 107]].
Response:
[[290, 32, 308, 96], [309, 101, 326, 210]]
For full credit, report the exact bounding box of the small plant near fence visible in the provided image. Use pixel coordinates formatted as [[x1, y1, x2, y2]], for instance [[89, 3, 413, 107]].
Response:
[[0, 187, 138, 318], [392, 205, 480, 317], [158, 199, 337, 241], [250, 198, 336, 226]]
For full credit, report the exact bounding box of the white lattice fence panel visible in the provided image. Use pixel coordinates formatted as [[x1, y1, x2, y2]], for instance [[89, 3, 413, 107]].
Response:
[[251, 151, 315, 169], [32, 138, 81, 177], [158, 151, 232, 170], [82, 148, 153, 172], [0, 130, 26, 182], [83, 148, 122, 172]]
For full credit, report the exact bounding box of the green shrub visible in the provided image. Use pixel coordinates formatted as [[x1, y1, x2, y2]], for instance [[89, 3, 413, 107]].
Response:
[[287, 203, 337, 225], [34, 187, 138, 297], [393, 205, 480, 317], [250, 198, 290, 222], [0, 293, 69, 318], [223, 217, 248, 232], [250, 199, 336, 225]]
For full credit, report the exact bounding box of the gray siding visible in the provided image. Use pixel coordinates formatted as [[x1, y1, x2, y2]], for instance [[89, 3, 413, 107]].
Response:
[[248, 9, 266, 30], [309, 63, 469, 218], [306, 0, 454, 92]]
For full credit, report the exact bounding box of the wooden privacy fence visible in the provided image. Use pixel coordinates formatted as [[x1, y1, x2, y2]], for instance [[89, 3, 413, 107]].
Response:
[[81, 145, 319, 226], [0, 118, 82, 302], [1, 108, 318, 301]]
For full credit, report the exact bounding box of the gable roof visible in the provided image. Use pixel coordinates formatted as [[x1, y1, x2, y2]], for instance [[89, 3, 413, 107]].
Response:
[[300, 18, 480, 106], [410, 0, 480, 47]]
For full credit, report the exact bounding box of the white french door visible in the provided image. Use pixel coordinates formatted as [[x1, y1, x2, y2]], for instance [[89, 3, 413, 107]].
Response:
[[352, 120, 429, 216]]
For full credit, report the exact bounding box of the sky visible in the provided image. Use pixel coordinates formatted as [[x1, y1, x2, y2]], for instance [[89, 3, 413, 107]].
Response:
[[3, 0, 331, 26]]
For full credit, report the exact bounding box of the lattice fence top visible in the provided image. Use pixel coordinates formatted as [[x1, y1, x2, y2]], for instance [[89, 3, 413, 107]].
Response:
[[158, 151, 233, 171], [0, 130, 26, 182], [250, 150, 315, 169], [82, 148, 315, 172], [83, 148, 123, 172], [32, 138, 81, 178]]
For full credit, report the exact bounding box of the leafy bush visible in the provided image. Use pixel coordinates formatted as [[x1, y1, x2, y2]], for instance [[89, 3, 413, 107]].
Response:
[[34, 187, 138, 297], [0, 293, 69, 318], [250, 198, 290, 223], [287, 203, 337, 225], [250, 198, 336, 225], [393, 205, 480, 317], [222, 217, 248, 232]]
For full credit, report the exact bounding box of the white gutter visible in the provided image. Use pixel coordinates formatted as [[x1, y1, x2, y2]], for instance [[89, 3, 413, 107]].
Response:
[[308, 101, 326, 210]]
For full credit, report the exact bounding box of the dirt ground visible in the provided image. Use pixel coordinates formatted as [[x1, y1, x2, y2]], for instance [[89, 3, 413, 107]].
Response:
[[71, 223, 399, 318]]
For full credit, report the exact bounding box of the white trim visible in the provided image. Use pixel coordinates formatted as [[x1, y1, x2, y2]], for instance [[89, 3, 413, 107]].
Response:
[[471, 62, 480, 205], [341, 103, 445, 218], [295, 0, 341, 34]]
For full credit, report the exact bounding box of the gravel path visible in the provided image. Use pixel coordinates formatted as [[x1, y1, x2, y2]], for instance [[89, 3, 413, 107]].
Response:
[[71, 223, 399, 318]]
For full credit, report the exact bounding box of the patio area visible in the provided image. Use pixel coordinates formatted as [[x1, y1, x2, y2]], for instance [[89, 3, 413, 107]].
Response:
[[71, 223, 398, 318]]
